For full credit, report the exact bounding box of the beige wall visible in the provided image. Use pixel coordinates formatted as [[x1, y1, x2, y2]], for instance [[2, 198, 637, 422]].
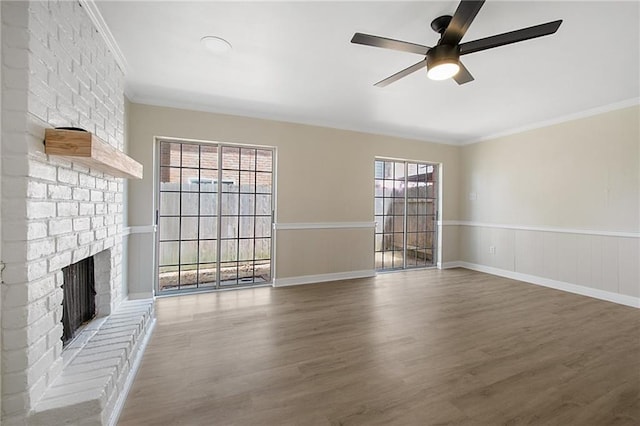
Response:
[[126, 102, 639, 302], [460, 106, 639, 231], [127, 103, 461, 287], [458, 105, 640, 301]]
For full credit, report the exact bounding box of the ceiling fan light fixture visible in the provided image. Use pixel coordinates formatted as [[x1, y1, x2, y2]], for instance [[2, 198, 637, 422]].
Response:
[[426, 45, 460, 81], [427, 62, 460, 80]]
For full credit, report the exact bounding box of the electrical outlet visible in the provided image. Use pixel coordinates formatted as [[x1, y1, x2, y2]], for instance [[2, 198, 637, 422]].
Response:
[[489, 245, 496, 254]]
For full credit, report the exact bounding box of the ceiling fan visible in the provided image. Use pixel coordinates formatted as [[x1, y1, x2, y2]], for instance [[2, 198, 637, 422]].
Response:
[[351, 0, 562, 87]]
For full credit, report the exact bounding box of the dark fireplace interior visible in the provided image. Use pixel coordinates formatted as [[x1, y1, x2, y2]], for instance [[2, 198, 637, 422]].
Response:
[[61, 256, 97, 346]]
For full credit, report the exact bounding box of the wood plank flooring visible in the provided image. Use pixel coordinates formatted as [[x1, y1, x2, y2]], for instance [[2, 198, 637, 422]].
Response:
[[118, 268, 640, 425]]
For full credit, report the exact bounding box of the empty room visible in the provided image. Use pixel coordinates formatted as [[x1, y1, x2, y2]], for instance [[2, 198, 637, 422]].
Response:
[[0, 1, 638, 425]]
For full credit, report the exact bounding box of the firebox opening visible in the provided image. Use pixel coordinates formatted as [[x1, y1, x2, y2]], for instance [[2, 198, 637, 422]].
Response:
[[61, 256, 97, 347]]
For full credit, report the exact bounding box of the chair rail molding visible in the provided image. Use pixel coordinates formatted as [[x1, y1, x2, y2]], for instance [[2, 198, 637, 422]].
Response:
[[274, 222, 375, 230], [441, 221, 639, 238]]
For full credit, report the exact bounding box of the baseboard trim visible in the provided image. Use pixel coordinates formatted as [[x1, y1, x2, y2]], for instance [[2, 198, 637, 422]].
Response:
[[273, 270, 376, 287], [441, 261, 463, 269], [457, 262, 640, 309], [108, 316, 157, 426]]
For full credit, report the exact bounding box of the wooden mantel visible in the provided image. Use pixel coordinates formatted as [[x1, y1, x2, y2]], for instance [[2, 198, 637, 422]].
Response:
[[44, 128, 143, 179]]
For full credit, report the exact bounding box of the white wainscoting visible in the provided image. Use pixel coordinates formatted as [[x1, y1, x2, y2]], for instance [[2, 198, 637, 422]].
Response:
[[123, 225, 157, 298], [273, 222, 375, 284], [273, 269, 376, 287], [447, 222, 639, 308]]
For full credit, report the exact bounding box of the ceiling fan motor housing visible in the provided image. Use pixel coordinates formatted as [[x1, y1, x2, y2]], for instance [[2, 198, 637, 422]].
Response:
[[426, 44, 460, 68]]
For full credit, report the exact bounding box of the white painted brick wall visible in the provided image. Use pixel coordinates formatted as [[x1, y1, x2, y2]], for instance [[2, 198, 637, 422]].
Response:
[[1, 0, 128, 421]]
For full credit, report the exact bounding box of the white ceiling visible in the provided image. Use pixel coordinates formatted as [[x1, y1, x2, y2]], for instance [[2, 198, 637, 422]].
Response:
[[96, 1, 639, 144]]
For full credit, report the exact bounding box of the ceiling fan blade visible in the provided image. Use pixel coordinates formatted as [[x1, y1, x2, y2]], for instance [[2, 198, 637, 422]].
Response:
[[374, 59, 427, 87], [460, 20, 563, 55], [453, 62, 474, 85], [351, 33, 430, 55], [440, 1, 486, 46]]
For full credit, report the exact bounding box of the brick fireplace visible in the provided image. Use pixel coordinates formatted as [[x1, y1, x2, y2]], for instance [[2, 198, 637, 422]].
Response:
[[1, 1, 154, 424]]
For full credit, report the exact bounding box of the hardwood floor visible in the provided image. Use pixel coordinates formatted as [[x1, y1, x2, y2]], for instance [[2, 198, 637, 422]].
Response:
[[118, 268, 640, 425]]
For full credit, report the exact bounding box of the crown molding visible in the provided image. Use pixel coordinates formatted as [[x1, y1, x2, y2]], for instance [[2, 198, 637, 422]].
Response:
[[126, 93, 460, 147], [79, 0, 128, 74], [463, 97, 640, 145]]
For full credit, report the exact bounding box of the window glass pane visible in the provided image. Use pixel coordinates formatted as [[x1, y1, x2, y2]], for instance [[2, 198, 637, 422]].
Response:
[[220, 216, 238, 239], [240, 148, 257, 171], [255, 238, 271, 260], [383, 162, 393, 179], [159, 241, 179, 266], [220, 240, 238, 262], [180, 168, 200, 192], [199, 241, 217, 263], [375, 180, 384, 197], [159, 265, 178, 291], [181, 217, 198, 240], [222, 146, 240, 169], [256, 173, 272, 193], [159, 192, 180, 216], [374, 198, 384, 216], [239, 216, 255, 238], [181, 193, 199, 216], [180, 241, 198, 265], [220, 262, 239, 284], [239, 239, 254, 261], [254, 260, 271, 281], [200, 145, 218, 169], [200, 193, 217, 216], [221, 193, 238, 215], [383, 198, 393, 216], [407, 163, 418, 177], [221, 169, 239, 191], [375, 234, 383, 251], [159, 217, 179, 241], [256, 195, 271, 216], [197, 263, 217, 286], [240, 194, 255, 215], [181, 144, 199, 168], [160, 142, 180, 167], [240, 171, 256, 193], [199, 169, 218, 192], [375, 252, 384, 270], [160, 167, 181, 185], [394, 162, 404, 180], [375, 216, 383, 233], [256, 150, 273, 172], [199, 217, 217, 240], [382, 181, 392, 197], [255, 216, 271, 238], [374, 161, 384, 179]]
